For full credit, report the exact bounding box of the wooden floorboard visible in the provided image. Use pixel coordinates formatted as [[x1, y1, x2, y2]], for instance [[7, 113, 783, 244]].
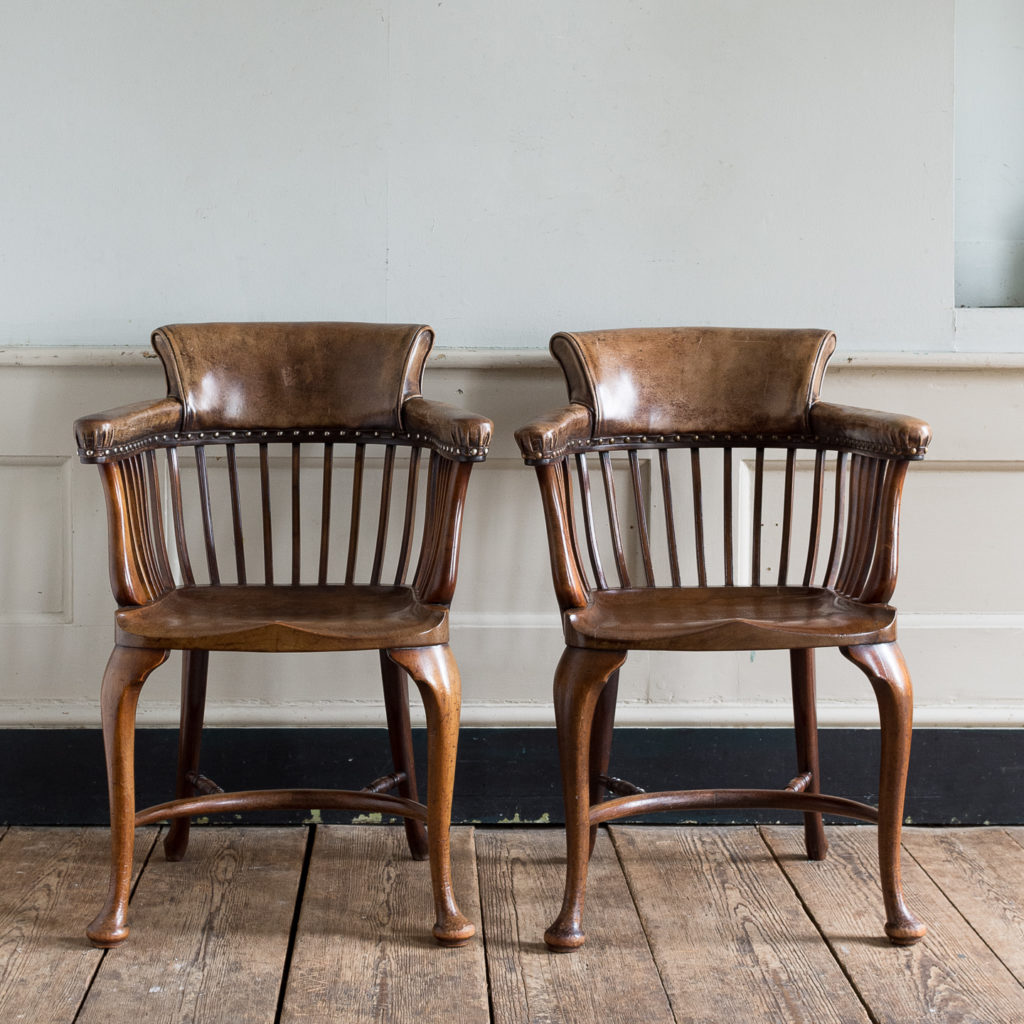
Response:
[[77, 827, 306, 1024], [0, 825, 1022, 1021], [903, 827, 1024, 987], [763, 825, 1024, 1024], [477, 828, 674, 1024], [0, 827, 156, 1024], [611, 825, 872, 1023], [281, 826, 488, 1024]]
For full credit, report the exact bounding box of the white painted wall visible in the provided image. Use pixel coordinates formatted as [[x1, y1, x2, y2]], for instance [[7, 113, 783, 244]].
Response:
[[5, 2, 1024, 732], [2, 0, 955, 350], [955, 0, 1024, 307]]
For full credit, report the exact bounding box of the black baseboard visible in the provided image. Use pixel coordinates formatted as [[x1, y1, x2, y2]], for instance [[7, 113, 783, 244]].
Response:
[[1, 727, 1021, 826]]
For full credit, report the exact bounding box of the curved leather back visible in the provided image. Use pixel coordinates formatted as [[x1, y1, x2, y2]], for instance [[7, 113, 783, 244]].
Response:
[[152, 322, 433, 431], [550, 327, 835, 436]]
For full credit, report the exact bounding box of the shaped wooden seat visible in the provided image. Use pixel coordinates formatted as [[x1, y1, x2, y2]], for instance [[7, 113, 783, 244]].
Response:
[[516, 326, 930, 952], [115, 584, 448, 651], [75, 321, 491, 949], [562, 585, 896, 651]]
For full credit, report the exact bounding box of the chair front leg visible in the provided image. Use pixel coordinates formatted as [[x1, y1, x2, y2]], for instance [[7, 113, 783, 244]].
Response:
[[842, 641, 927, 945], [164, 649, 210, 862], [379, 650, 429, 861], [545, 646, 627, 952], [87, 644, 169, 948], [386, 644, 474, 946], [790, 648, 828, 860]]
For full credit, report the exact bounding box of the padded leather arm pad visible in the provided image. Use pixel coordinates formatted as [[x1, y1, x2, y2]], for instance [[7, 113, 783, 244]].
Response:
[[75, 398, 183, 462], [515, 404, 594, 464], [810, 402, 931, 459], [402, 396, 492, 461]]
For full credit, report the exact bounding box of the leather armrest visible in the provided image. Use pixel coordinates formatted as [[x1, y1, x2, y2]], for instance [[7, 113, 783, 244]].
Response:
[[75, 398, 183, 461], [809, 402, 931, 459], [515, 404, 594, 463], [402, 396, 492, 461]]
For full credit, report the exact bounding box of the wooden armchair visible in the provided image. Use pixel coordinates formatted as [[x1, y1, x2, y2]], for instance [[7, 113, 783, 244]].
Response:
[[515, 327, 931, 951], [75, 322, 491, 948]]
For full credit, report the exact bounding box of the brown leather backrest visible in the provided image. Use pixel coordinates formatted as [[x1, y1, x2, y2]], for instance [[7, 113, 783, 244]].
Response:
[[152, 322, 433, 431], [550, 327, 836, 437]]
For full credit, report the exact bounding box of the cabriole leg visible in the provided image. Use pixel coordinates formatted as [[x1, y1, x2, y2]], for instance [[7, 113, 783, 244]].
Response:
[[790, 648, 828, 860], [545, 646, 627, 952], [386, 644, 474, 946], [379, 650, 429, 861], [164, 649, 210, 862], [842, 641, 927, 946], [588, 667, 620, 858], [87, 645, 169, 948]]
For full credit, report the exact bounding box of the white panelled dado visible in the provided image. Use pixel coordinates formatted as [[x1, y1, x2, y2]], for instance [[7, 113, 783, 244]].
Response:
[[0, 346, 1021, 729]]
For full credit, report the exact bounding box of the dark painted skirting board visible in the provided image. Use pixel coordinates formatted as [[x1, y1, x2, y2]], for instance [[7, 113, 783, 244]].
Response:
[[1, 728, 1020, 826]]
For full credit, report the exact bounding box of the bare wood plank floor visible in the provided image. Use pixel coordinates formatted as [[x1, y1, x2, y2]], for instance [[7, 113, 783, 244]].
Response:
[[1, 825, 1022, 1023]]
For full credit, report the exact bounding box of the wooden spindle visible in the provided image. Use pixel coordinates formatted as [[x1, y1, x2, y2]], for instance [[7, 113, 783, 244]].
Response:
[[259, 442, 273, 585], [346, 443, 365, 584], [836, 455, 873, 593], [394, 446, 421, 586], [166, 447, 195, 586], [628, 450, 655, 586], [802, 449, 826, 587], [861, 460, 909, 604], [371, 445, 396, 585], [291, 443, 301, 584], [576, 454, 607, 590], [690, 448, 707, 587], [751, 447, 765, 586], [778, 448, 795, 585], [226, 444, 246, 584], [194, 445, 220, 585], [848, 458, 886, 596], [659, 449, 681, 587], [822, 451, 849, 589], [723, 447, 734, 586], [600, 452, 631, 588], [124, 457, 159, 598], [144, 449, 173, 590], [318, 443, 334, 585]]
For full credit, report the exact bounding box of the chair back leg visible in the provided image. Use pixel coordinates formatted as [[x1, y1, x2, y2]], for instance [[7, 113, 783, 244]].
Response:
[[87, 645, 169, 948], [164, 649, 210, 862], [841, 642, 927, 944], [379, 650, 429, 860], [587, 667, 620, 857], [790, 648, 828, 860]]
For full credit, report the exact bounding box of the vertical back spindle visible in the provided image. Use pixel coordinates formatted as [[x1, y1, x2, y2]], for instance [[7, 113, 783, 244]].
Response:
[[628, 450, 655, 586], [318, 443, 334, 585], [346, 443, 365, 584], [291, 443, 301, 584], [144, 449, 173, 589], [823, 451, 849, 589], [259, 443, 274, 584], [690, 448, 708, 587], [194, 445, 220, 585], [723, 447, 734, 585], [166, 448, 195, 586], [371, 445, 396, 585], [658, 449, 681, 587], [576, 454, 607, 590], [226, 444, 246, 584], [778, 449, 796, 585], [394, 447, 421, 586], [600, 452, 631, 587], [751, 447, 765, 585], [802, 449, 826, 587]]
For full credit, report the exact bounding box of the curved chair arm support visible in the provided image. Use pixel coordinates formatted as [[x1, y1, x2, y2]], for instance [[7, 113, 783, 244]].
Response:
[[403, 396, 492, 462], [76, 398, 184, 463], [810, 402, 930, 460], [412, 456, 477, 606], [515, 404, 594, 465], [532, 462, 591, 611]]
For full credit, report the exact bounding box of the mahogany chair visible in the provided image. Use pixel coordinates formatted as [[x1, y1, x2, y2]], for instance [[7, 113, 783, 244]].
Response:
[[75, 322, 491, 948], [515, 327, 931, 951]]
